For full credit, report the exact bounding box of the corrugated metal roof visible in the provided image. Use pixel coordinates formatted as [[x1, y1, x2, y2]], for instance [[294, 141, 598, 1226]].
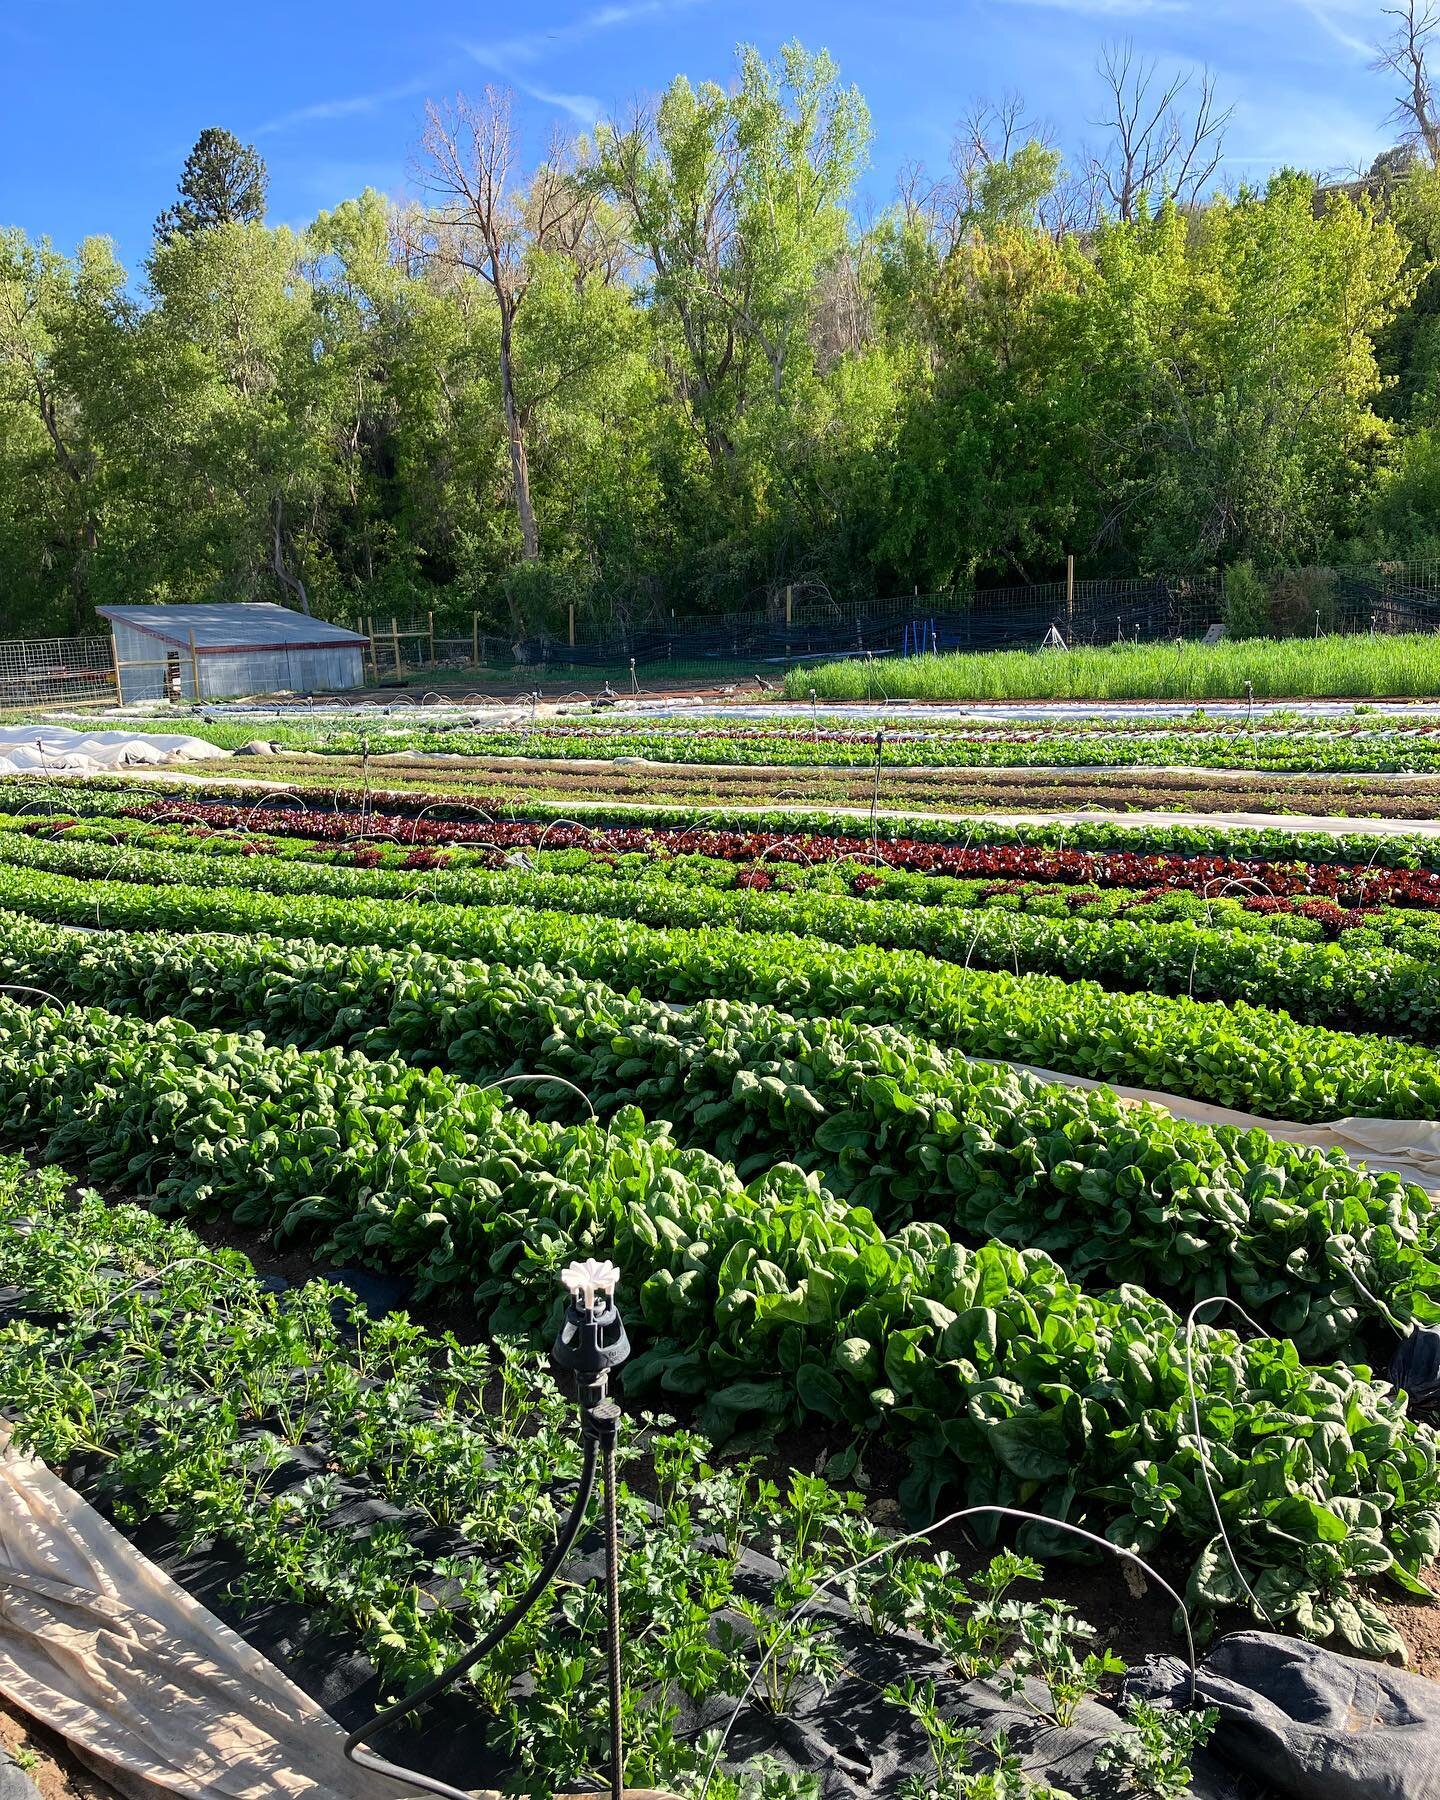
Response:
[[97, 604, 368, 653]]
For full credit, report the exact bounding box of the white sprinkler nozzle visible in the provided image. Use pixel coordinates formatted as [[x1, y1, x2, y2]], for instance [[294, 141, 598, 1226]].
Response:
[[561, 1258, 621, 1312]]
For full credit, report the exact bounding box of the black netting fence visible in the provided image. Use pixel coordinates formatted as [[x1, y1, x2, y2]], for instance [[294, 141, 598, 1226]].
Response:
[[509, 577, 1222, 678], [341, 562, 1440, 686]]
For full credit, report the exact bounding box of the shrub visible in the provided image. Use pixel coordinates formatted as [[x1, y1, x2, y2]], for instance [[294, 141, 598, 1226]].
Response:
[[1222, 560, 1272, 639]]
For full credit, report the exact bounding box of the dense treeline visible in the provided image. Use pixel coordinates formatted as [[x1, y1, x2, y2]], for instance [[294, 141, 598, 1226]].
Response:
[[6, 38, 1440, 641]]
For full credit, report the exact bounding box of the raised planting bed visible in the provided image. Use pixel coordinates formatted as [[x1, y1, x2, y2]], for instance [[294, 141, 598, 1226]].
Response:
[[0, 1009, 1432, 1656], [0, 1161, 1248, 1800]]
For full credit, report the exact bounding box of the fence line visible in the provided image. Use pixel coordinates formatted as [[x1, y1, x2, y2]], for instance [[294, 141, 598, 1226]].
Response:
[[11, 565, 1440, 701], [0, 637, 115, 705]]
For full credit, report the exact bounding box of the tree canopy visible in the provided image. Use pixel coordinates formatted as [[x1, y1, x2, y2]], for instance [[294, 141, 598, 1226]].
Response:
[[4, 42, 1440, 640]]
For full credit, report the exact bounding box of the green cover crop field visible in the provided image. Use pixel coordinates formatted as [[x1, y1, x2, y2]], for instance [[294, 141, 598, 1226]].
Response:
[[9, 757, 1440, 1795], [790, 633, 1440, 703]]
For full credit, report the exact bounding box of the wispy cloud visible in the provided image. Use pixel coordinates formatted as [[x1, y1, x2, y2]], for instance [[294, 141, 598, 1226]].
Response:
[[462, 0, 706, 122], [258, 73, 440, 136], [1297, 2, 1373, 60]]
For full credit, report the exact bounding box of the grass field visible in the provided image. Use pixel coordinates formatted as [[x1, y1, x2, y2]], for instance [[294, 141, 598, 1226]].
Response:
[[787, 632, 1440, 701]]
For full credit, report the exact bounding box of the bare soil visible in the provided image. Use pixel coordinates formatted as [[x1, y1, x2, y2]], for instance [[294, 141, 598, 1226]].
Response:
[[0, 1695, 118, 1800]]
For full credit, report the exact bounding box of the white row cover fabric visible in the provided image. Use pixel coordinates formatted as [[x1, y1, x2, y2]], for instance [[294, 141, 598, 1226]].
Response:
[[0, 1436, 419, 1800], [0, 727, 229, 779], [1003, 1059, 1440, 1196]]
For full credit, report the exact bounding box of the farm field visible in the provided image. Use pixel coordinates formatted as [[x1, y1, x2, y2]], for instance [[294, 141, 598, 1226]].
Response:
[[789, 632, 1440, 703], [119, 703, 1440, 777], [9, 739, 1440, 1797], [48, 742, 1440, 823]]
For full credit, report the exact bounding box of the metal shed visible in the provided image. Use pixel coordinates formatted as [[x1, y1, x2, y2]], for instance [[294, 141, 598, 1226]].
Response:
[[96, 604, 367, 704]]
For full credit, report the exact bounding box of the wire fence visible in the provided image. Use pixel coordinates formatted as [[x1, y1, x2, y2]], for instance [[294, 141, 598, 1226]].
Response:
[[12, 563, 1440, 704], [356, 563, 1440, 684], [0, 637, 114, 706]]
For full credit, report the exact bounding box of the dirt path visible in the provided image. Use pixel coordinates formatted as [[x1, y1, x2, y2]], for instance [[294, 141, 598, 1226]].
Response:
[[0, 1695, 117, 1800]]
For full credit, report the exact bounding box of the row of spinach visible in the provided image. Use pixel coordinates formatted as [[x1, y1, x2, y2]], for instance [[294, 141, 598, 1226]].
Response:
[[0, 909, 1430, 1357], [0, 996, 1432, 1655], [4, 861, 1440, 1126], [0, 826, 1435, 1042], [0, 1158, 1223, 1800]]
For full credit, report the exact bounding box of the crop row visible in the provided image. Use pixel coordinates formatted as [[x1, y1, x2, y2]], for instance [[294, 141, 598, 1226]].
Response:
[[18, 772, 1440, 871], [171, 714, 1440, 775], [7, 861, 1440, 1125], [112, 797, 1440, 908], [34, 813, 1414, 951], [1, 909, 1430, 1353], [3, 826, 1438, 1044], [0, 995, 1430, 1652], [7, 1162, 999, 1796]]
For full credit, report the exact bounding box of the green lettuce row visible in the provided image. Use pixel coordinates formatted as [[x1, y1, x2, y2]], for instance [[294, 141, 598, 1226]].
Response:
[[124, 714, 1440, 774], [0, 828, 1437, 1042], [11, 772, 1440, 870], [28, 811, 1421, 954], [5, 862, 1440, 1126], [1, 909, 1432, 1354], [0, 995, 1431, 1653]]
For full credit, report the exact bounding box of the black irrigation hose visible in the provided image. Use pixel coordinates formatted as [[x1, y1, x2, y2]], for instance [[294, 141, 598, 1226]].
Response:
[[343, 1433, 600, 1800]]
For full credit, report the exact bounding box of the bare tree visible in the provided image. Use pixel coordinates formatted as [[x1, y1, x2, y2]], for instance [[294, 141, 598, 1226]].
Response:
[[417, 90, 588, 562], [905, 96, 1051, 252], [1373, 2, 1440, 165], [895, 94, 1103, 248], [1090, 43, 1231, 222]]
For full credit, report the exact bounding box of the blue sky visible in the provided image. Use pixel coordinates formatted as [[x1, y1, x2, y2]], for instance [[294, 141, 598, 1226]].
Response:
[[0, 0, 1405, 270]]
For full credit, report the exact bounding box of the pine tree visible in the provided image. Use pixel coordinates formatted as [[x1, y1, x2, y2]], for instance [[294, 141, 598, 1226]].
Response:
[[154, 128, 268, 242]]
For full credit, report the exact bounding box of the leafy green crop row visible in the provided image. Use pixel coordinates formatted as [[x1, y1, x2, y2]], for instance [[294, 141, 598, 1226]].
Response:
[[0, 1165, 882, 1796], [6, 863, 1440, 1125], [0, 1161, 1221, 1791], [128, 708, 1440, 775], [35, 812, 1426, 952], [2, 828, 1437, 1042], [0, 998, 1431, 1653], [14, 772, 1440, 869], [1, 910, 1430, 1353]]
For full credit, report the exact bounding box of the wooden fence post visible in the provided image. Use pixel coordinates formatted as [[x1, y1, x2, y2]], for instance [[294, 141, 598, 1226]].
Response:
[[472, 611, 480, 666], [390, 617, 402, 680], [1065, 554, 1074, 639]]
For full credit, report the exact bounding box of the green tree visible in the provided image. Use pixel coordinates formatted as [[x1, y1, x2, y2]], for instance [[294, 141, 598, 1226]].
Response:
[[0, 231, 141, 631], [595, 42, 871, 604], [155, 128, 268, 243]]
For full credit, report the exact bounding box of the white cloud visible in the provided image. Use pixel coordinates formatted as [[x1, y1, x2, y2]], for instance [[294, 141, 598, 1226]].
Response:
[[258, 75, 437, 137], [1297, 1, 1373, 60], [462, 0, 706, 121]]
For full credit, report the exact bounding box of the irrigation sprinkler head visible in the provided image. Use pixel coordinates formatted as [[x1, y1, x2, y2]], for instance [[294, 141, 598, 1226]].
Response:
[[553, 1258, 629, 1392]]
